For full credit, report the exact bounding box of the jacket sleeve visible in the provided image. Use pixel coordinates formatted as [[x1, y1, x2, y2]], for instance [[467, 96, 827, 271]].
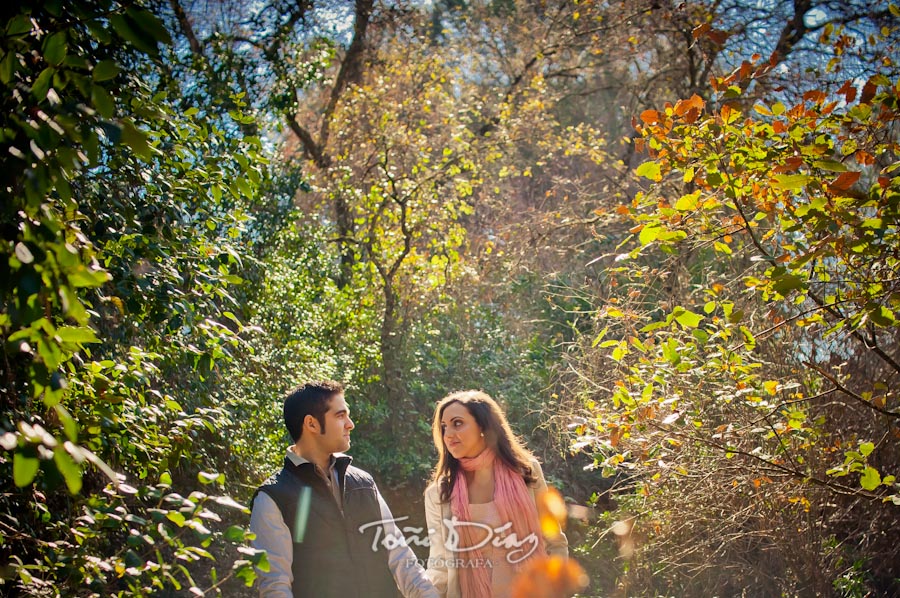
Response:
[[249, 492, 294, 598], [375, 486, 440, 598], [423, 484, 449, 597], [530, 459, 569, 558]]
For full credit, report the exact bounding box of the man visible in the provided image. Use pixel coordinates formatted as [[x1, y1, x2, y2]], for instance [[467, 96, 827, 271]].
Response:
[[250, 380, 437, 598]]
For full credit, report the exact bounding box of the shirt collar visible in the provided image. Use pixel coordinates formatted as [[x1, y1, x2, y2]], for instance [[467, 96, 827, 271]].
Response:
[[285, 446, 340, 471]]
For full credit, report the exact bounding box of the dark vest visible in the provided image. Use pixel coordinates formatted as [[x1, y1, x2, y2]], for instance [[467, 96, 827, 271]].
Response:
[[255, 455, 401, 598]]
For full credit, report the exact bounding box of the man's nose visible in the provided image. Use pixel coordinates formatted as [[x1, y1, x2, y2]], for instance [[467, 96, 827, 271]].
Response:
[[346, 417, 355, 430]]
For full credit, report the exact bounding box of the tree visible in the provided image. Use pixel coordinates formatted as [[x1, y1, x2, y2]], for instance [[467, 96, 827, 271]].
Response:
[[568, 12, 900, 594], [1, 1, 274, 594]]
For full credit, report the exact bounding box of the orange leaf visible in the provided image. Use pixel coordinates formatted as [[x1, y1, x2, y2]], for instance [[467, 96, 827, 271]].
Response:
[[772, 156, 803, 173], [720, 104, 733, 122], [511, 556, 589, 598], [708, 29, 729, 45], [616, 204, 631, 215], [692, 23, 710, 39], [674, 94, 705, 117], [802, 90, 826, 104], [609, 427, 621, 448], [773, 120, 787, 134], [537, 487, 568, 537], [640, 109, 661, 124], [861, 80, 877, 104], [854, 150, 874, 166], [878, 176, 890, 189], [829, 171, 860, 192], [837, 80, 857, 103]]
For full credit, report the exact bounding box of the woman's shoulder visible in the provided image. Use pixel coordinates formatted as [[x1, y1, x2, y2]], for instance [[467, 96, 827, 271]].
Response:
[[524, 456, 547, 487], [424, 480, 442, 501], [522, 455, 542, 474]]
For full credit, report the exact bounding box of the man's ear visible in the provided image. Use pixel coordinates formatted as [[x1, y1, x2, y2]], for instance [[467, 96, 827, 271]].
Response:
[[304, 414, 320, 434]]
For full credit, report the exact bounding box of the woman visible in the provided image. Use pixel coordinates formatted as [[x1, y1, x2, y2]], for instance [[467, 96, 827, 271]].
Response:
[[424, 390, 568, 598]]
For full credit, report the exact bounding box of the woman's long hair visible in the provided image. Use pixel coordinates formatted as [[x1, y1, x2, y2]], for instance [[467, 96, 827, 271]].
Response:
[[430, 390, 536, 502]]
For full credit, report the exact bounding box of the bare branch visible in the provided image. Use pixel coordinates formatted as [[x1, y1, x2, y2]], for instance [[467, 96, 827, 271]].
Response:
[[168, 0, 203, 58]]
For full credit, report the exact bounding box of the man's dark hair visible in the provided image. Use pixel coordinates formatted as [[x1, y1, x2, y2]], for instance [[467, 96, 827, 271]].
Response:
[[283, 380, 344, 442]]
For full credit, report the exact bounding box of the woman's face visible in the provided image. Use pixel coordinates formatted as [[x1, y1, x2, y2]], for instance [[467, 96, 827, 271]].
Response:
[[440, 401, 487, 459]]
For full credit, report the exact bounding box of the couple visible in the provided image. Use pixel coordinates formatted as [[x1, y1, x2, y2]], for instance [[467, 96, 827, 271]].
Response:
[[249, 380, 568, 598]]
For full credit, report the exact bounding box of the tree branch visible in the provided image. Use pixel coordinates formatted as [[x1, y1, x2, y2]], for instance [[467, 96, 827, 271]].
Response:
[[168, 0, 202, 58], [288, 118, 328, 168], [319, 0, 374, 150], [803, 360, 900, 419]]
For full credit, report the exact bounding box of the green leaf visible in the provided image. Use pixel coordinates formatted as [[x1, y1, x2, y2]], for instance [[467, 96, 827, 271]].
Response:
[[55, 404, 78, 442], [0, 50, 16, 85], [591, 326, 609, 347], [772, 174, 812, 191], [109, 14, 159, 56], [673, 308, 703, 329], [54, 446, 82, 494], [32, 67, 54, 101], [92, 59, 121, 82], [636, 161, 661, 181], [224, 525, 246, 543], [126, 7, 173, 45], [740, 326, 756, 350], [68, 266, 111, 288], [167, 511, 186, 526], [868, 304, 895, 326], [56, 326, 100, 344], [13, 452, 39, 487], [639, 225, 663, 246], [861, 218, 882, 229], [6, 14, 33, 36], [860, 466, 881, 491], [198, 471, 224, 485], [859, 442, 875, 457], [43, 31, 67, 65], [674, 191, 701, 211], [772, 274, 804, 295], [121, 120, 152, 160], [813, 159, 847, 172]]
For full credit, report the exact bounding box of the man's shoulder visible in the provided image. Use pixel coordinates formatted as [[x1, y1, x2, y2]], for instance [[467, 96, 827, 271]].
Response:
[[254, 466, 285, 494], [344, 463, 377, 484]]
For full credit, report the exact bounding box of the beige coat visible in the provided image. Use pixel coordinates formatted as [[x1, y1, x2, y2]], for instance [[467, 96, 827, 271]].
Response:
[[423, 459, 569, 598]]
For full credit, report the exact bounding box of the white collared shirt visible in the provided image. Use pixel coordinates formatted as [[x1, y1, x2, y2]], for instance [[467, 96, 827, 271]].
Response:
[[249, 447, 438, 598]]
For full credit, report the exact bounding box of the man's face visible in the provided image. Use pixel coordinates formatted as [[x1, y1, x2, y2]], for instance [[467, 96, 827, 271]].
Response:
[[317, 393, 354, 454]]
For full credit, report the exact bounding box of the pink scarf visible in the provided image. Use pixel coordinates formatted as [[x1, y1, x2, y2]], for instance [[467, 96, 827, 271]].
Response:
[[451, 448, 546, 597]]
